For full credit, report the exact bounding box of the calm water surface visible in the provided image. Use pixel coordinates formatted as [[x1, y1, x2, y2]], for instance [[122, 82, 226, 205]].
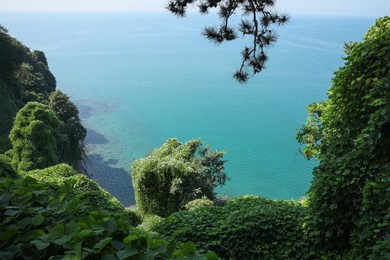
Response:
[[0, 12, 377, 206]]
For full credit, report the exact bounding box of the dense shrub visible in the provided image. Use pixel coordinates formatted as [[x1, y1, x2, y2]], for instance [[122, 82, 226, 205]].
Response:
[[0, 176, 217, 259], [125, 208, 143, 227], [131, 138, 227, 217], [155, 195, 314, 259], [0, 153, 18, 178], [48, 90, 86, 166], [0, 80, 20, 152], [49, 90, 79, 122], [9, 102, 60, 172], [0, 26, 29, 82], [297, 16, 390, 257], [25, 164, 129, 220], [184, 196, 214, 211], [137, 214, 164, 232]]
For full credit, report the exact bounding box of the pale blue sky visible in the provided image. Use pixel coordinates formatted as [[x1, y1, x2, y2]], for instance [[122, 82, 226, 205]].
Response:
[[0, 0, 389, 17]]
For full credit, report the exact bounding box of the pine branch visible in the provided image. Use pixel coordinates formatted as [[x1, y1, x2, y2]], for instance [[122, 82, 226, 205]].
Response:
[[166, 0, 289, 83]]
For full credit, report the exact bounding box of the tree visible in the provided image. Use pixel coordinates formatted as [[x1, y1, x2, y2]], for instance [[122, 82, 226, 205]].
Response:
[[166, 0, 289, 83], [32, 50, 56, 92], [49, 90, 86, 166], [9, 102, 60, 171], [131, 138, 227, 217], [49, 90, 79, 122], [297, 16, 390, 258]]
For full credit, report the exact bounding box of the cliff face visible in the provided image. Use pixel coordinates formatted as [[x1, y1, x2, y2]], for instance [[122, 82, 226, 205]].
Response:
[[0, 26, 85, 167]]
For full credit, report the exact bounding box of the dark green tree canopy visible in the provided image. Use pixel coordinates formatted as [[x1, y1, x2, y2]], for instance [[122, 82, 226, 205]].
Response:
[[49, 90, 86, 166], [49, 90, 79, 122], [166, 0, 289, 82], [131, 138, 227, 217]]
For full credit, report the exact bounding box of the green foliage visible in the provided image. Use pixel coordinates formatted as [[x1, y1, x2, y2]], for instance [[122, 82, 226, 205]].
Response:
[[0, 153, 18, 178], [0, 28, 55, 95], [347, 174, 390, 259], [0, 26, 29, 82], [31, 50, 48, 66], [9, 102, 60, 172], [125, 208, 143, 227], [155, 195, 313, 259], [298, 16, 390, 257], [16, 62, 51, 100], [184, 196, 214, 211], [137, 214, 164, 232], [49, 90, 86, 166], [49, 90, 79, 122], [296, 100, 328, 159], [0, 80, 20, 152], [0, 28, 83, 166], [25, 164, 128, 219], [131, 138, 227, 217], [0, 176, 216, 259]]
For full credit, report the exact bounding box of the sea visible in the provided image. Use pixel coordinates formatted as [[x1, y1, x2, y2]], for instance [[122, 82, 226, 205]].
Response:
[[0, 12, 378, 206]]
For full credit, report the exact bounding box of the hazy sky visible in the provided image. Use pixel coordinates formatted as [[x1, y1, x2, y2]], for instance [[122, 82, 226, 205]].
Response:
[[0, 0, 389, 16]]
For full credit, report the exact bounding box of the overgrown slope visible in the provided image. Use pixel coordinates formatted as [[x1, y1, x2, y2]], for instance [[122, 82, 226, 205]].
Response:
[[0, 26, 85, 167]]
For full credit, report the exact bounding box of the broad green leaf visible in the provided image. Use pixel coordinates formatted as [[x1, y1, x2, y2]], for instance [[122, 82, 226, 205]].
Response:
[[0, 229, 16, 240], [31, 240, 50, 250], [4, 209, 19, 216], [65, 221, 81, 235], [53, 235, 72, 246], [49, 223, 65, 239], [31, 214, 45, 227], [123, 235, 138, 244], [117, 247, 139, 260], [181, 242, 196, 255], [93, 237, 113, 252], [77, 229, 92, 238]]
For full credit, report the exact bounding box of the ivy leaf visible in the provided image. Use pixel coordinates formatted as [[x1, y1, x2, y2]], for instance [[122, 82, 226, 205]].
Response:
[[31, 214, 45, 227], [117, 246, 139, 260], [31, 240, 50, 250], [123, 235, 138, 245], [65, 220, 81, 235], [4, 209, 19, 216], [77, 229, 92, 238], [181, 242, 196, 255], [0, 229, 16, 240], [48, 223, 65, 239], [93, 237, 113, 252], [205, 251, 219, 260], [53, 235, 72, 246]]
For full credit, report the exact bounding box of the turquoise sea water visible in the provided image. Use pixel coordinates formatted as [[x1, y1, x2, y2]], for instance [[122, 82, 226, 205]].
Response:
[[1, 12, 377, 206]]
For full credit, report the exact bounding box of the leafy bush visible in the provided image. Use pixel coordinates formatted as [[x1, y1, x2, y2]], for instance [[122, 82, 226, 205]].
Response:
[[184, 196, 214, 211], [155, 195, 314, 259], [125, 208, 143, 227], [0, 80, 20, 152], [137, 214, 164, 232], [9, 102, 60, 172], [348, 174, 390, 259], [297, 16, 390, 257], [25, 164, 129, 220], [0, 153, 18, 178], [0, 176, 217, 259], [49, 90, 86, 166], [131, 138, 227, 217]]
